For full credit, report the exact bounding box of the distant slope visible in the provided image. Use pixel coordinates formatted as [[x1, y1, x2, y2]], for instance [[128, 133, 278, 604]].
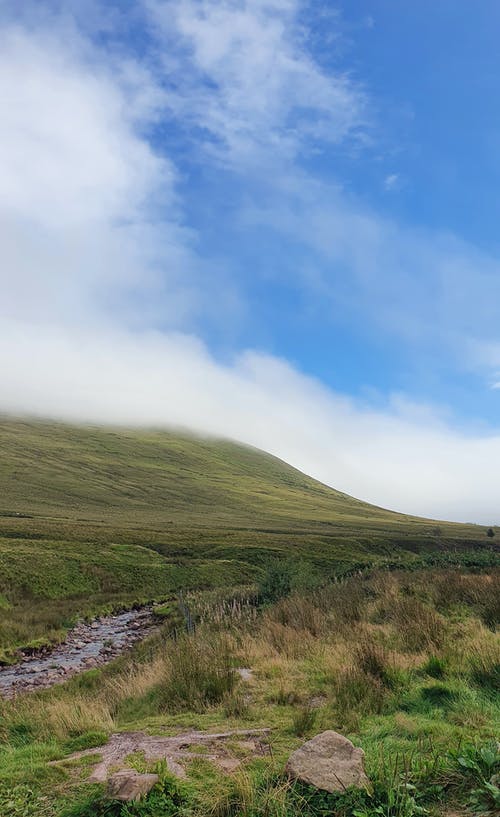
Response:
[[0, 417, 492, 549], [0, 417, 411, 523], [0, 417, 496, 658]]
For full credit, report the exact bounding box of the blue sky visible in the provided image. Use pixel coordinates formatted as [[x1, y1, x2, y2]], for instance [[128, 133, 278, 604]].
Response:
[[2, 0, 500, 521]]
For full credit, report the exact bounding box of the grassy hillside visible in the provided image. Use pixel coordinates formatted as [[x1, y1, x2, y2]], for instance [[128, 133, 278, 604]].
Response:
[[0, 417, 497, 657], [0, 418, 498, 817]]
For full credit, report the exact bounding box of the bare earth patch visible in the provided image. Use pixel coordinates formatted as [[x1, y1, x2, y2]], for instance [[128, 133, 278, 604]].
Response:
[[52, 728, 271, 782]]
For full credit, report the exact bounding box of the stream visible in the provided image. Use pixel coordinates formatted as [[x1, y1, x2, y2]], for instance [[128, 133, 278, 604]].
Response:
[[0, 607, 157, 698]]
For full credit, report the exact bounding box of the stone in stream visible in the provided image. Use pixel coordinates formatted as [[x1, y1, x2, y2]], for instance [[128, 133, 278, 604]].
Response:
[[285, 731, 370, 793], [0, 607, 156, 698], [106, 770, 159, 802]]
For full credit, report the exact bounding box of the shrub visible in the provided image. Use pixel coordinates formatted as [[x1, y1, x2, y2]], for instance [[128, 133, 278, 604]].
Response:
[[258, 562, 292, 605]]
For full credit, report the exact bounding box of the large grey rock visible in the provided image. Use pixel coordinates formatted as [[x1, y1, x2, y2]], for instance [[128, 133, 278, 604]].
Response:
[[106, 769, 159, 802], [285, 731, 370, 793]]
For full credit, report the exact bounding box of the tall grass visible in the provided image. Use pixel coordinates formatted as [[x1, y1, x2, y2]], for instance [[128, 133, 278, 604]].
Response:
[[1, 565, 498, 817], [158, 633, 237, 712], [386, 596, 447, 651], [469, 642, 500, 694]]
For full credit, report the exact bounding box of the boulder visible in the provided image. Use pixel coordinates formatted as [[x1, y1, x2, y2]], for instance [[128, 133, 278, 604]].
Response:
[[106, 770, 159, 802], [285, 731, 369, 793]]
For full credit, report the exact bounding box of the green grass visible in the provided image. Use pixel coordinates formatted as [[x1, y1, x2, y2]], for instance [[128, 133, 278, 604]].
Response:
[[0, 418, 498, 815], [0, 417, 498, 655], [0, 567, 498, 816]]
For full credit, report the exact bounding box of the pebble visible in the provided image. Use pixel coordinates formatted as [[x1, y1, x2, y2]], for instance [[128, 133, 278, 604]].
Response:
[[0, 608, 157, 698]]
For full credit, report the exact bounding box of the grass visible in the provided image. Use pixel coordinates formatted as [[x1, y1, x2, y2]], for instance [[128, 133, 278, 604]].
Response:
[[0, 417, 498, 656], [157, 634, 237, 712], [0, 418, 499, 814], [0, 566, 497, 816]]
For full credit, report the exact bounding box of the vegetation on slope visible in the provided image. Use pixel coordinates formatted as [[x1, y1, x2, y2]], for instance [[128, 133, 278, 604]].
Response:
[[0, 566, 498, 816], [0, 417, 497, 657]]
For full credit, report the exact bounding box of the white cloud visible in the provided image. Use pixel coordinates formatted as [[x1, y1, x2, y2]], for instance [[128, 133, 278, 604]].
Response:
[[384, 172, 400, 190], [148, 0, 367, 168], [239, 169, 500, 368], [1, 317, 499, 524], [145, 0, 500, 374], [0, 14, 199, 327]]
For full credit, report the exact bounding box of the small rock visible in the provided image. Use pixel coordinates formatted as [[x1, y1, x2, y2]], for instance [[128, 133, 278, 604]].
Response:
[[107, 770, 159, 802], [286, 731, 370, 794]]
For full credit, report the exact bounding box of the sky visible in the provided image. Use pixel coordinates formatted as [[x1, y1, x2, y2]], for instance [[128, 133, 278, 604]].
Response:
[[2, 0, 500, 523]]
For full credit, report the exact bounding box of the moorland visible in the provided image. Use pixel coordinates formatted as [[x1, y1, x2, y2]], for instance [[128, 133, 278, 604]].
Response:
[[0, 417, 498, 816]]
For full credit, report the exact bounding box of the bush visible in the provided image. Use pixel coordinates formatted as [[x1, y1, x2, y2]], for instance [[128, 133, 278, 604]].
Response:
[[258, 559, 320, 605], [258, 562, 292, 605]]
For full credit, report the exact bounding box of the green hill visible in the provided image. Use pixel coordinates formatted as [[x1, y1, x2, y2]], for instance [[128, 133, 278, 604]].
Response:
[[0, 417, 496, 658]]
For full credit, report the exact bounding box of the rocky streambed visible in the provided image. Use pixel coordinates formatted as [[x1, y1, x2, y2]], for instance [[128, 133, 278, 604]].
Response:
[[0, 607, 157, 698]]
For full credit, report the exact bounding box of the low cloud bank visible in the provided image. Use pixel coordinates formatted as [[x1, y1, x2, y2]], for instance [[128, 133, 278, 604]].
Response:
[[2, 319, 498, 525]]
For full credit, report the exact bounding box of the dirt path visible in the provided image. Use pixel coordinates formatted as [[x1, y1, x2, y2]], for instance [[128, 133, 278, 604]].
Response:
[[0, 607, 157, 697], [51, 728, 272, 781]]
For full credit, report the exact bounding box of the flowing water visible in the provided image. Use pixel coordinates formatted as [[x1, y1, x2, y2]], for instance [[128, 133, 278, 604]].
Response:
[[0, 607, 156, 697]]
